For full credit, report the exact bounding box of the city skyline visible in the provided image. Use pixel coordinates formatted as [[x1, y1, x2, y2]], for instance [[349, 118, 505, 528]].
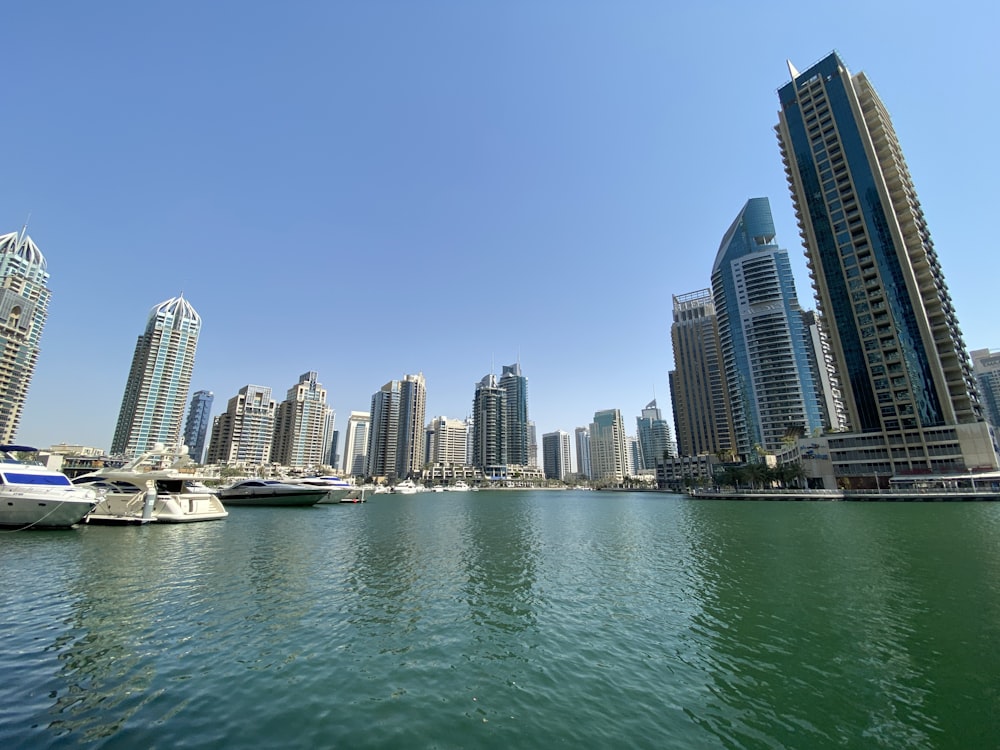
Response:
[[4, 5, 999, 453]]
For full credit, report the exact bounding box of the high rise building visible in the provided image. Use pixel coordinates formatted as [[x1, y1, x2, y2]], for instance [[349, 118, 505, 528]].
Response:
[[365, 373, 426, 480], [803, 310, 848, 432], [971, 350, 1000, 431], [711, 197, 825, 460], [542, 430, 572, 480], [500, 362, 529, 466], [669, 289, 734, 458], [342, 411, 371, 476], [0, 229, 50, 443], [366, 380, 400, 479], [206, 384, 276, 466], [777, 52, 996, 480], [272, 371, 334, 469], [472, 373, 506, 471], [426, 416, 469, 465], [183, 389, 214, 463], [111, 295, 201, 457], [574, 426, 592, 479], [527, 420, 538, 468], [398, 373, 427, 477], [636, 399, 674, 470], [589, 409, 627, 483]]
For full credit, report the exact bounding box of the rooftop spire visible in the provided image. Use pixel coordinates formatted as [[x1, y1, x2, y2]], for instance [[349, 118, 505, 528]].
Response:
[[787, 59, 799, 80]]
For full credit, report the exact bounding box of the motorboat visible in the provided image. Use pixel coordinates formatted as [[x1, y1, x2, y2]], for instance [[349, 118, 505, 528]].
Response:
[[216, 479, 328, 507], [0, 445, 99, 530], [392, 479, 421, 495], [73, 444, 228, 524], [446, 481, 471, 492], [289, 475, 364, 504]]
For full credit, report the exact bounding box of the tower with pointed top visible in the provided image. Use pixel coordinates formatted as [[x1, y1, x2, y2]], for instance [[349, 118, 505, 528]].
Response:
[[0, 230, 51, 443], [111, 295, 201, 457], [777, 51, 997, 479]]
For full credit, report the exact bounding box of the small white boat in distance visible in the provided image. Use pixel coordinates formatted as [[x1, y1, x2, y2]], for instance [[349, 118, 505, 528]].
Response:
[[73, 444, 228, 524], [446, 481, 471, 492], [216, 479, 328, 507], [0, 445, 98, 529], [392, 479, 420, 495]]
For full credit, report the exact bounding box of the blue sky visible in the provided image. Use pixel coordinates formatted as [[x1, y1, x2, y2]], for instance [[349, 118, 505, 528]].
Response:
[[5, 2, 999, 455]]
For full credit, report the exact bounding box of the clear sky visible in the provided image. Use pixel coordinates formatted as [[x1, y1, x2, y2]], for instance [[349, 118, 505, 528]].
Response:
[[4, 2, 999, 455]]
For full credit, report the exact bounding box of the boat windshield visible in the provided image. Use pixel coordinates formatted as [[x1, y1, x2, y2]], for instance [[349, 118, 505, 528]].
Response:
[[1, 472, 72, 487]]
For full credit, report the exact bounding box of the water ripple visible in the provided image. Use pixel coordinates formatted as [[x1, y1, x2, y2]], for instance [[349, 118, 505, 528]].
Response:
[[2, 496, 999, 748]]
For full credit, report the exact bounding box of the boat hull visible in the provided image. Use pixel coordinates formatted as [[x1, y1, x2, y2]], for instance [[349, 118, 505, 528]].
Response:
[[217, 489, 325, 507], [86, 492, 229, 524], [0, 494, 97, 529]]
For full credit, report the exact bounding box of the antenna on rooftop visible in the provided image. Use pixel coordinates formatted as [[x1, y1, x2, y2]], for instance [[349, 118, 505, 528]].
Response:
[[17, 212, 31, 245]]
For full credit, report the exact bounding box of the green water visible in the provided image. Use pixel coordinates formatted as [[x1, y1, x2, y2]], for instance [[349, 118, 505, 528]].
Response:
[[1, 491, 998, 748]]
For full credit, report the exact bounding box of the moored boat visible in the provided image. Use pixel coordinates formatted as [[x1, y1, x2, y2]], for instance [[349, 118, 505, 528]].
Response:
[[73, 445, 228, 524], [0, 445, 98, 530], [290, 475, 363, 504], [216, 479, 328, 507]]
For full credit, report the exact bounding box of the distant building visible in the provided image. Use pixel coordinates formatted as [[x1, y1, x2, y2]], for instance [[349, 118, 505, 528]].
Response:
[[0, 229, 50, 443], [711, 197, 825, 459], [527, 420, 538, 468], [971, 349, 1000, 431], [111, 295, 201, 457], [669, 289, 733, 458], [636, 399, 673, 470], [471, 373, 506, 471], [341, 411, 370, 476], [778, 51, 996, 481], [426, 416, 469, 466], [183, 390, 214, 463], [398, 373, 427, 477], [366, 373, 426, 480], [542, 430, 571, 481], [206, 385, 276, 466], [272, 371, 334, 469], [802, 310, 847, 432], [500, 363, 530, 466], [590, 409, 627, 483], [574, 426, 591, 479]]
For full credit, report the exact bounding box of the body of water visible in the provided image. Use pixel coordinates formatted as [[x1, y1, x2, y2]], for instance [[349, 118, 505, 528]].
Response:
[[2, 491, 998, 748]]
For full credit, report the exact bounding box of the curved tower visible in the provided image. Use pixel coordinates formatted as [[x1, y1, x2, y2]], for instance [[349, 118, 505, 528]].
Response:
[[111, 295, 201, 457], [0, 230, 50, 443]]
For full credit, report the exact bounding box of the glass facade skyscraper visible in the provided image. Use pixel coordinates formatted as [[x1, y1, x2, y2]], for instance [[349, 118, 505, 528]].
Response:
[[472, 373, 506, 471], [183, 389, 214, 463], [777, 52, 996, 479], [111, 295, 201, 457], [0, 230, 50, 443], [636, 399, 673, 470], [711, 197, 824, 460], [500, 362, 529, 466]]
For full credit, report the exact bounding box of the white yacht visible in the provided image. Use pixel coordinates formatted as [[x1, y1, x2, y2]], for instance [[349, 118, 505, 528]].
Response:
[[289, 475, 364, 503], [73, 445, 228, 524], [446, 481, 471, 492], [392, 479, 420, 495], [0, 445, 98, 530]]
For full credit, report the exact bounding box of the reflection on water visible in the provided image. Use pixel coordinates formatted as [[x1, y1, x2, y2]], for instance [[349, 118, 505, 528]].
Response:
[[2, 495, 999, 748]]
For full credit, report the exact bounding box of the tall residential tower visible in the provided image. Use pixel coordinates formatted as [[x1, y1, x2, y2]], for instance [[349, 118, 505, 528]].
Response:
[[0, 230, 51, 443], [183, 389, 214, 463], [711, 197, 824, 459], [777, 51, 996, 480], [111, 296, 201, 457]]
